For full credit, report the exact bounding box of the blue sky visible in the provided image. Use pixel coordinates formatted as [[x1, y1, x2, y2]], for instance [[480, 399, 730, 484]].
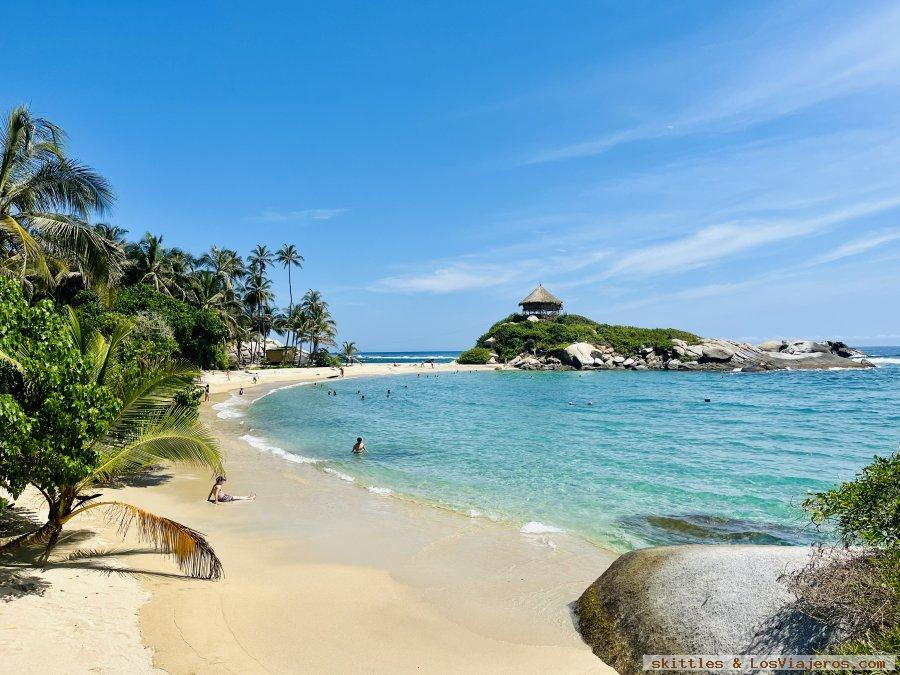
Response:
[[6, 1, 900, 349]]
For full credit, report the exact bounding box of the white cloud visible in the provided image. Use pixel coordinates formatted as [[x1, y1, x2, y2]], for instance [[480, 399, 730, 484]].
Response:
[[601, 197, 900, 280], [255, 208, 347, 223], [520, 4, 900, 165], [372, 264, 517, 294], [370, 249, 609, 294], [808, 228, 900, 266]]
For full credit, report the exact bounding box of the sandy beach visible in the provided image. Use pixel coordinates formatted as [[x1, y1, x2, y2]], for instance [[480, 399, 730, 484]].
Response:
[[1, 364, 618, 673]]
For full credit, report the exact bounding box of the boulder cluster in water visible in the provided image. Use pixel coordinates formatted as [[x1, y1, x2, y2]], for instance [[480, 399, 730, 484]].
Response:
[[498, 338, 872, 372]]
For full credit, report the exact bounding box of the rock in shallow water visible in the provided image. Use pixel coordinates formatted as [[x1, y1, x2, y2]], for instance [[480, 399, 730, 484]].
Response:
[[576, 545, 845, 675]]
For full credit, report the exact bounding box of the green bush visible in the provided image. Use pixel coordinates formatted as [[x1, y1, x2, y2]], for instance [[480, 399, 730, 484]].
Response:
[[115, 285, 228, 368], [0, 277, 119, 500], [105, 311, 180, 392], [799, 453, 900, 658], [471, 313, 699, 361], [804, 453, 900, 551], [457, 346, 492, 364], [311, 349, 342, 368]]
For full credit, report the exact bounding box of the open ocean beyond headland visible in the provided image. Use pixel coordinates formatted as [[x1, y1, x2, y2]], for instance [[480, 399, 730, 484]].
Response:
[[227, 347, 900, 552]]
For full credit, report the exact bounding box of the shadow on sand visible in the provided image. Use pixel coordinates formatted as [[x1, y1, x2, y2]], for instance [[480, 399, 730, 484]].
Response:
[[101, 467, 174, 489], [1, 500, 199, 603]]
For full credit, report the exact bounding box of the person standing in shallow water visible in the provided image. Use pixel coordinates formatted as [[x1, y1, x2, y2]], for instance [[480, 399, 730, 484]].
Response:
[[352, 437, 367, 454]]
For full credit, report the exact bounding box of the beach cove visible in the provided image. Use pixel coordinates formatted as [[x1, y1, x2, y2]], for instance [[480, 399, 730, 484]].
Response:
[[2, 363, 618, 673]]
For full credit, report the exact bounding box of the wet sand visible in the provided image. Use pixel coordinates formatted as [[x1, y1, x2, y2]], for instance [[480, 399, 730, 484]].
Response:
[[4, 364, 619, 673]]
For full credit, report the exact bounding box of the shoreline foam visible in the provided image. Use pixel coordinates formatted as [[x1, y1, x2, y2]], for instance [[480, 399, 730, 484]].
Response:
[[117, 388, 617, 672]]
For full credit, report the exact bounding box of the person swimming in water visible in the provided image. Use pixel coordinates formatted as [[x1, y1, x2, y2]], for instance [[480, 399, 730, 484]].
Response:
[[207, 476, 255, 504], [352, 437, 367, 454]]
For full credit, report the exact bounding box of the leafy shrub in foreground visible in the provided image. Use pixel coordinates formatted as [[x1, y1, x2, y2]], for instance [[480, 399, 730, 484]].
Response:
[[788, 453, 900, 659]]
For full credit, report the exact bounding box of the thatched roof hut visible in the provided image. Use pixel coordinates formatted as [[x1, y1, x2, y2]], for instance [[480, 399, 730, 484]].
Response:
[[519, 285, 563, 317]]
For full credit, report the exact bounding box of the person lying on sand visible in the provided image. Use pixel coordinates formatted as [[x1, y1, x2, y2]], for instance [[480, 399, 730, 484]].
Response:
[[207, 476, 256, 504], [352, 437, 367, 454]]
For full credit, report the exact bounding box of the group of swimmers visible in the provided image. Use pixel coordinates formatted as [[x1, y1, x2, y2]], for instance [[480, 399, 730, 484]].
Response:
[[206, 364, 467, 505]]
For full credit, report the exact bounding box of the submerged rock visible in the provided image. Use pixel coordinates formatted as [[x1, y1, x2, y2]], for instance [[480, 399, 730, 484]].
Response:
[[576, 545, 844, 675]]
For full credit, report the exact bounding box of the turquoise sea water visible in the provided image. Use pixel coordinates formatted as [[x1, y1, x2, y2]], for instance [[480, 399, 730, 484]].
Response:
[[358, 351, 459, 364], [230, 348, 900, 552]]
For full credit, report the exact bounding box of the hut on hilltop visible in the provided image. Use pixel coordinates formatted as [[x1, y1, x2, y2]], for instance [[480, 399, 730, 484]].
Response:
[[519, 285, 563, 318]]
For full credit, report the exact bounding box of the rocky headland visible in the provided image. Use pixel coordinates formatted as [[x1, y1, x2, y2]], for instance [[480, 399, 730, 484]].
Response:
[[510, 337, 871, 372], [460, 313, 873, 372]]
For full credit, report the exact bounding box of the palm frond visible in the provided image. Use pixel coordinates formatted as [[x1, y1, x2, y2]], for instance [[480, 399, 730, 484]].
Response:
[[65, 305, 131, 384], [64, 501, 222, 580], [27, 212, 124, 287], [85, 407, 221, 488], [99, 360, 200, 444], [9, 158, 114, 218], [0, 214, 48, 279]]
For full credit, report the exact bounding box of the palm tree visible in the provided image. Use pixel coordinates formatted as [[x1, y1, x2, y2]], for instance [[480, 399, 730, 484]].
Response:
[[92, 223, 128, 247], [276, 244, 303, 313], [289, 309, 313, 365], [124, 233, 184, 296], [188, 270, 246, 339], [247, 244, 274, 275], [0, 311, 223, 578], [0, 105, 121, 290], [309, 306, 337, 358], [199, 246, 245, 291], [340, 341, 359, 365], [241, 272, 274, 362], [167, 247, 196, 294]]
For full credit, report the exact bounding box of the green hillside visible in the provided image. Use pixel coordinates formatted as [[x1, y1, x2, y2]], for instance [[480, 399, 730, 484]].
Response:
[[459, 313, 700, 364]]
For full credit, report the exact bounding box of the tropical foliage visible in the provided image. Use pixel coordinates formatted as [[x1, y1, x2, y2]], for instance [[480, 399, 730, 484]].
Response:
[[470, 313, 700, 362], [0, 277, 223, 577], [457, 346, 492, 364], [0, 105, 348, 371], [0, 104, 353, 580], [790, 453, 900, 661], [0, 106, 120, 296]]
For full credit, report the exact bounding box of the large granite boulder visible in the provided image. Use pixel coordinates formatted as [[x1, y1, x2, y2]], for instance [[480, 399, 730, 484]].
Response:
[[684, 345, 704, 359], [784, 340, 831, 355], [757, 340, 785, 352], [565, 342, 600, 369], [701, 344, 734, 362], [576, 545, 844, 675]]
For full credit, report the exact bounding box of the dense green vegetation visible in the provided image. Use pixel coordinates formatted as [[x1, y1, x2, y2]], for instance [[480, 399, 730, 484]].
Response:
[[799, 453, 900, 662], [457, 346, 492, 364], [0, 105, 346, 370], [0, 278, 222, 576], [471, 313, 700, 362], [0, 104, 351, 575]]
